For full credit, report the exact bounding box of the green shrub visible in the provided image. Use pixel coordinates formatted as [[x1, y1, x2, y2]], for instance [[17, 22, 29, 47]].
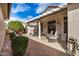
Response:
[[8, 21, 24, 33], [9, 32, 16, 38], [11, 36, 29, 56], [9, 32, 16, 41]]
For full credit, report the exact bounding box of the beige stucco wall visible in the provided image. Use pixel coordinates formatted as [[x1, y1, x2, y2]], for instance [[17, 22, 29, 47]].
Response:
[[0, 6, 6, 53], [68, 4, 79, 41], [41, 9, 67, 40]]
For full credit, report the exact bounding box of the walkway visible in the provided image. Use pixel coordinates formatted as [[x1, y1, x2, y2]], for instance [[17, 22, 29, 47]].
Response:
[[25, 35, 67, 53], [1, 35, 12, 56], [26, 39, 67, 56]]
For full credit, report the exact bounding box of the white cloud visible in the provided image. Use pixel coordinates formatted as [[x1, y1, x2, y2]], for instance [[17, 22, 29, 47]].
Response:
[[8, 16, 25, 23], [36, 4, 48, 14], [10, 16, 21, 21], [5, 17, 20, 24], [9, 15, 33, 22], [11, 4, 31, 13], [26, 15, 33, 20], [36, 3, 65, 14]]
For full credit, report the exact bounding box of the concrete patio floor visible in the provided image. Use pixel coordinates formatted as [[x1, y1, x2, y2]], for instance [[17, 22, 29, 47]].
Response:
[[25, 34, 66, 53], [26, 39, 67, 56]]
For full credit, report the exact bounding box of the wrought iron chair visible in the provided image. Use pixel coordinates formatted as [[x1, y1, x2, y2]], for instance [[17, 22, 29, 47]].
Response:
[[67, 37, 79, 56]]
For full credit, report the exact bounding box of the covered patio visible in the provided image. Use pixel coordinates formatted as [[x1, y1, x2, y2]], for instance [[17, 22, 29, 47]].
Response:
[[26, 7, 67, 41], [25, 6, 67, 55]]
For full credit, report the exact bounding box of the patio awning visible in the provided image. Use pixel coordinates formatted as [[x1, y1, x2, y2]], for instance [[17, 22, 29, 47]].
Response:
[[26, 7, 67, 23]]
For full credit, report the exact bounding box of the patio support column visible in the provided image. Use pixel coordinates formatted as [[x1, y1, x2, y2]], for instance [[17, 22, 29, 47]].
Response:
[[38, 21, 41, 39]]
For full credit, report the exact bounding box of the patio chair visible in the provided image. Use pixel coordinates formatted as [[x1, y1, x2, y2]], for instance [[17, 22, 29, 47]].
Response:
[[47, 31, 58, 42]]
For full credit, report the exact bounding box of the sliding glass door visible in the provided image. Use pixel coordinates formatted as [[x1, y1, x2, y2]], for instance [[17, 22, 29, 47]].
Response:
[[48, 21, 56, 34]]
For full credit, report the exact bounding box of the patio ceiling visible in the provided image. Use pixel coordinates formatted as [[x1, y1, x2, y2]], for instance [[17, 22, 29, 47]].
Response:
[[0, 3, 11, 19]]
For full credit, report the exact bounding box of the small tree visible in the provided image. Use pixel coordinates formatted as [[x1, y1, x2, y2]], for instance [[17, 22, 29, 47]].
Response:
[[8, 21, 24, 34]]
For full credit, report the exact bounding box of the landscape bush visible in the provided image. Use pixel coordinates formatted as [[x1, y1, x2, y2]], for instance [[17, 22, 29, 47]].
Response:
[[9, 32, 16, 41], [11, 36, 29, 56], [8, 21, 24, 34], [8, 21, 28, 56]]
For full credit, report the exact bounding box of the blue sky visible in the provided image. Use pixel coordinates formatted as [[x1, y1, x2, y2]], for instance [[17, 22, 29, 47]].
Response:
[[10, 3, 64, 22]]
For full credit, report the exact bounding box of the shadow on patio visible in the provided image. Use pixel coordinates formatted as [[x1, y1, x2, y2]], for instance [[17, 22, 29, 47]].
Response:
[[26, 39, 67, 56], [25, 35, 68, 56], [57, 38, 67, 51]]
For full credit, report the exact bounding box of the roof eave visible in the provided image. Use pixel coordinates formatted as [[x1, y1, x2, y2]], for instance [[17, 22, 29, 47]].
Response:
[[26, 7, 67, 23], [1, 3, 11, 20]]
